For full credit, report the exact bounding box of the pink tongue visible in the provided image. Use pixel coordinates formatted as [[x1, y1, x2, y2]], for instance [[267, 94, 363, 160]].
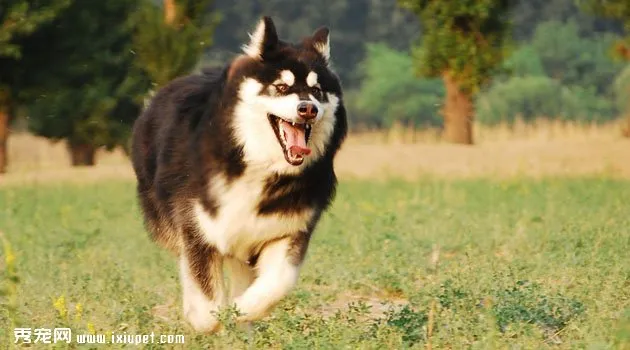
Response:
[[281, 121, 311, 156]]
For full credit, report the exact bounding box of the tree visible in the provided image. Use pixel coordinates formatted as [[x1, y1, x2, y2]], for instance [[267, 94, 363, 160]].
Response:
[[613, 65, 630, 137], [511, 0, 623, 42], [354, 43, 443, 128], [398, 0, 513, 144], [24, 0, 221, 166], [206, 0, 420, 88], [581, 0, 630, 59], [133, 0, 221, 88], [27, 77, 148, 166], [22, 0, 151, 166], [0, 0, 70, 173], [529, 20, 623, 95], [581, 0, 630, 136]]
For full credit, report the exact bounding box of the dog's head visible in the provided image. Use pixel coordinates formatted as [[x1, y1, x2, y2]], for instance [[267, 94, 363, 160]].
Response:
[[228, 17, 345, 173]]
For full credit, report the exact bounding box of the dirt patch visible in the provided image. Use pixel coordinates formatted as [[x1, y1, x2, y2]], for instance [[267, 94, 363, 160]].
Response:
[[316, 293, 408, 320]]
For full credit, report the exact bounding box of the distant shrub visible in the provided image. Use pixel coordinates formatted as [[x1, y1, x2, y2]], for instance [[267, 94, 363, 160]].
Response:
[[502, 45, 546, 78], [529, 20, 624, 95], [476, 76, 616, 125]]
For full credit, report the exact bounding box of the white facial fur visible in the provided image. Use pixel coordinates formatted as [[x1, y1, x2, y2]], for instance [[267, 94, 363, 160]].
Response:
[[233, 78, 339, 174], [306, 72, 318, 87], [279, 70, 295, 86]]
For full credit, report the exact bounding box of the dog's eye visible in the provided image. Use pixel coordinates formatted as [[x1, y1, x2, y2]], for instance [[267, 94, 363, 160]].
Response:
[[311, 87, 322, 95], [275, 84, 289, 93]]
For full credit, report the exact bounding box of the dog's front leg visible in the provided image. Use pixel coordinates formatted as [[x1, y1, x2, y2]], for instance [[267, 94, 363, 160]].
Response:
[[179, 225, 226, 333], [233, 232, 311, 321]]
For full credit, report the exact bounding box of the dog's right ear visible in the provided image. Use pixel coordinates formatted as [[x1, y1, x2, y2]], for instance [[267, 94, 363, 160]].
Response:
[[311, 26, 330, 62], [242, 16, 279, 60]]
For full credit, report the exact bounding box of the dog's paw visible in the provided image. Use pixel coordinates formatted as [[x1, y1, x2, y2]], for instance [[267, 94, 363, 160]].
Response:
[[184, 307, 221, 334]]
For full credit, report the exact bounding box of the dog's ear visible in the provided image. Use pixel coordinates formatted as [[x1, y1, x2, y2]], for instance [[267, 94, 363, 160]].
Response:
[[242, 16, 279, 60], [311, 26, 330, 62]]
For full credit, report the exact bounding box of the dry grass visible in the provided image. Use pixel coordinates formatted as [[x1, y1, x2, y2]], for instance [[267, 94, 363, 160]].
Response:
[[1, 119, 628, 186], [339, 119, 630, 180]]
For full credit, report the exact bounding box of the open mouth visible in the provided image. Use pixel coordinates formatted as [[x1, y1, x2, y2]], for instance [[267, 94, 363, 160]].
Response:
[[268, 114, 312, 166]]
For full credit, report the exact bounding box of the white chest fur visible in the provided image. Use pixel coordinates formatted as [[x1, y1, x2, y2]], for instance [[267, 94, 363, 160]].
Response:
[[193, 171, 313, 260]]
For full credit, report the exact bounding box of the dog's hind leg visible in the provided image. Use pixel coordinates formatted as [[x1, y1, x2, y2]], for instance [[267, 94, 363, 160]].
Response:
[[136, 185, 180, 255], [224, 257, 256, 330], [179, 226, 226, 333], [232, 233, 311, 321], [224, 257, 256, 301]]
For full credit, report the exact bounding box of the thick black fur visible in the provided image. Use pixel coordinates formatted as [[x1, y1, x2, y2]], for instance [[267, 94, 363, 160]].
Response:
[[130, 18, 348, 265], [130, 17, 347, 331]]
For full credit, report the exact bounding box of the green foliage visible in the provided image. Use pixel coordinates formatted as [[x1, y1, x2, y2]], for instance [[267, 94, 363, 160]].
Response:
[[563, 85, 617, 121], [354, 43, 443, 128], [383, 305, 427, 345], [23, 0, 151, 151], [492, 280, 585, 333], [478, 19, 623, 127], [435, 278, 585, 336], [580, 0, 630, 60], [0, 0, 71, 112], [0, 0, 70, 59], [133, 0, 221, 87], [613, 64, 630, 114], [512, 0, 623, 42], [476, 76, 615, 125], [529, 20, 624, 94], [437, 279, 469, 309], [398, 0, 513, 94], [208, 0, 420, 87], [502, 45, 545, 77], [15, 0, 220, 156], [27, 82, 142, 150]]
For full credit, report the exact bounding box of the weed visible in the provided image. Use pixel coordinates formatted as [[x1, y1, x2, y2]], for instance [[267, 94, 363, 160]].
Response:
[[383, 305, 428, 346], [492, 280, 585, 334]]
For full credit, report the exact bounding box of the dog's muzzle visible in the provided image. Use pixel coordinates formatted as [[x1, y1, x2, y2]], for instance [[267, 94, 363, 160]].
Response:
[[297, 101, 318, 122]]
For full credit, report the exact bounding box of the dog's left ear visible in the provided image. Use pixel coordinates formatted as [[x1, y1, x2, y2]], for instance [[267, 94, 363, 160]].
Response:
[[311, 27, 330, 62], [242, 16, 279, 60]]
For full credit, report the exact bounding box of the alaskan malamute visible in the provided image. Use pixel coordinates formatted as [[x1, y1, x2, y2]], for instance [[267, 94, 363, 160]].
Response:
[[130, 16, 347, 333]]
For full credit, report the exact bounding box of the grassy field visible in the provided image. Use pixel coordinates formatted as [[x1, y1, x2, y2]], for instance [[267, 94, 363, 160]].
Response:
[[1, 177, 629, 349]]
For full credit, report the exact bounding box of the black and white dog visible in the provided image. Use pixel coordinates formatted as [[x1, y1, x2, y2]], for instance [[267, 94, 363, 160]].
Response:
[[130, 16, 347, 333]]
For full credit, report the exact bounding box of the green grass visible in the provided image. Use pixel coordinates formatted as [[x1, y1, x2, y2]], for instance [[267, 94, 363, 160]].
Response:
[[1, 178, 630, 349]]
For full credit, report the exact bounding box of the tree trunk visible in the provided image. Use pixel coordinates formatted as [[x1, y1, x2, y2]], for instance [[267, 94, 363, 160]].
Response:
[[441, 72, 474, 145], [164, 0, 176, 25], [0, 97, 10, 174], [624, 115, 630, 138], [67, 142, 96, 166]]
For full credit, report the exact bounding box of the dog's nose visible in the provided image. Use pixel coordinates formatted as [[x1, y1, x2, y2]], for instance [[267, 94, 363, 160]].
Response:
[[297, 101, 318, 120]]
